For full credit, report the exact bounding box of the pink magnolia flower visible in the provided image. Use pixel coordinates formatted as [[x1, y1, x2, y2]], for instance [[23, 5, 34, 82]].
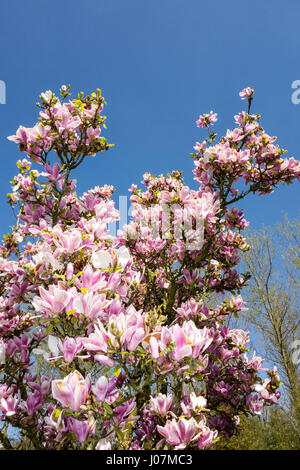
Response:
[[42, 162, 63, 182], [86, 126, 101, 145], [92, 376, 110, 402], [125, 326, 145, 351], [94, 354, 114, 367], [7, 126, 32, 145], [51, 370, 90, 412], [128, 184, 137, 193], [180, 321, 213, 359], [72, 291, 111, 320], [234, 111, 247, 124], [53, 227, 83, 254], [179, 269, 199, 285], [25, 390, 43, 415], [246, 351, 264, 371], [169, 324, 193, 362], [52, 103, 82, 133], [40, 376, 52, 395], [175, 298, 203, 320], [197, 427, 218, 449], [92, 376, 117, 402], [109, 307, 145, 352], [157, 418, 201, 448], [239, 87, 254, 100], [66, 262, 74, 281], [0, 395, 20, 417], [228, 328, 249, 348], [6, 334, 32, 364], [80, 321, 111, 353], [148, 322, 213, 366], [106, 272, 122, 291], [94, 200, 119, 223], [253, 378, 280, 404], [113, 397, 136, 423], [66, 417, 89, 443], [246, 394, 263, 415], [196, 111, 218, 128], [74, 264, 107, 292], [62, 337, 83, 362], [149, 393, 173, 415], [148, 335, 160, 359], [193, 141, 206, 153], [25, 378, 51, 401], [230, 295, 248, 311], [32, 285, 72, 316], [108, 298, 123, 316]]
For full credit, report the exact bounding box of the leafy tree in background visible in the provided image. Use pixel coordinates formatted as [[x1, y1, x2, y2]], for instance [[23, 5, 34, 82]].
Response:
[[212, 406, 299, 450]]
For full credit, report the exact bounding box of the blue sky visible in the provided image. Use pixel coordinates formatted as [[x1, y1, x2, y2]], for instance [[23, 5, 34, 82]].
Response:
[[0, 0, 299, 236]]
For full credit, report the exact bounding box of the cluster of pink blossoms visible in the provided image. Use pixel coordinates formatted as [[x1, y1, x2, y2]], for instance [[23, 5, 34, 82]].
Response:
[[0, 86, 298, 450], [8, 85, 110, 166]]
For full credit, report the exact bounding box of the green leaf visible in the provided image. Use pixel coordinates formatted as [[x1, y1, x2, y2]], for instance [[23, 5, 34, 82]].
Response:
[[115, 428, 124, 441], [103, 402, 113, 415], [135, 345, 145, 355]]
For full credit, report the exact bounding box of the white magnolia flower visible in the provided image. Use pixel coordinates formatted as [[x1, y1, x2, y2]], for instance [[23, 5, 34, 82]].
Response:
[[32, 251, 63, 271], [95, 437, 112, 450], [210, 259, 219, 266], [91, 250, 113, 269], [0, 339, 6, 365], [32, 335, 63, 362], [48, 335, 63, 356], [203, 148, 213, 164], [40, 90, 53, 103], [190, 392, 207, 410], [116, 246, 131, 269]]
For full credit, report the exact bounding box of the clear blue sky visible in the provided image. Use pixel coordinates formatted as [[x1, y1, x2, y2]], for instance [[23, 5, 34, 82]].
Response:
[[0, 0, 299, 235]]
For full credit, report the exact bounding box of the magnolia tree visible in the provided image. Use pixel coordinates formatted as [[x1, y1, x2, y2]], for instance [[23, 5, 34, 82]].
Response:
[[0, 85, 299, 450]]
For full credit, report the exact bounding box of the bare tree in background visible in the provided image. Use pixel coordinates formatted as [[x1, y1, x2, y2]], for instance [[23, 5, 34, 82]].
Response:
[[240, 215, 300, 441]]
